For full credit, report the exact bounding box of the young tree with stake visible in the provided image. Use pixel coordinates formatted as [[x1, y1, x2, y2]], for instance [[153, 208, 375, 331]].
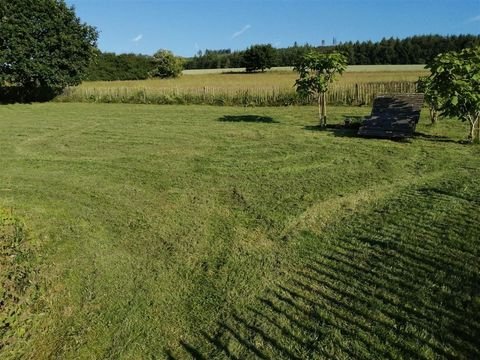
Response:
[[295, 52, 347, 127], [417, 76, 442, 124]]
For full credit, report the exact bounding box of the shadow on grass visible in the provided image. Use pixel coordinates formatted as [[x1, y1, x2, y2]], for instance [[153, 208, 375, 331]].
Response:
[[414, 132, 461, 144], [218, 115, 279, 123], [342, 115, 365, 126], [0, 86, 61, 104], [168, 176, 480, 359], [221, 71, 260, 75], [304, 124, 359, 138]]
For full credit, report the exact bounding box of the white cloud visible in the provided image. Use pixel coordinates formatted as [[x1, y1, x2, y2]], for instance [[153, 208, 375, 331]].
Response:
[[465, 15, 480, 23], [132, 34, 143, 42], [232, 25, 251, 39]]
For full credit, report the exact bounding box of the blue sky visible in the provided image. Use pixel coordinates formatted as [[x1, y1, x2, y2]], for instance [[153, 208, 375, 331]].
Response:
[[67, 0, 480, 57]]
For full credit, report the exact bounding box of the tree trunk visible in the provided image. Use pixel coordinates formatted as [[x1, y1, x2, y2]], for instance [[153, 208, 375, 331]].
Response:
[[321, 92, 327, 127], [317, 92, 327, 127], [477, 121, 480, 143], [317, 94, 322, 126], [429, 107, 437, 124], [475, 117, 480, 143], [469, 119, 476, 142]]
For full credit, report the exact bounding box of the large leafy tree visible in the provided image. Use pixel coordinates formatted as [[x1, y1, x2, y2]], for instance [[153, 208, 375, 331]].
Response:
[[0, 0, 98, 93], [149, 50, 184, 79], [427, 46, 480, 142], [243, 44, 276, 73], [295, 51, 347, 127]]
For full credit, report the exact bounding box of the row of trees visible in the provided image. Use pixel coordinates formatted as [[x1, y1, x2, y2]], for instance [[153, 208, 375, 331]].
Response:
[[84, 35, 480, 81], [184, 35, 480, 70], [85, 50, 185, 81], [85, 52, 154, 81], [337, 35, 480, 65], [85, 44, 277, 81]]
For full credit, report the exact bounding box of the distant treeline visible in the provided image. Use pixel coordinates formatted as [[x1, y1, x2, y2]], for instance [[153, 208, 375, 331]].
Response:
[[187, 35, 480, 69], [85, 35, 480, 81], [337, 35, 480, 65]]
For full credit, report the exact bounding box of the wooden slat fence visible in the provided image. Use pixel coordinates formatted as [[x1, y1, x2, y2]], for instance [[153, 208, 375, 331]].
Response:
[[57, 81, 418, 106]]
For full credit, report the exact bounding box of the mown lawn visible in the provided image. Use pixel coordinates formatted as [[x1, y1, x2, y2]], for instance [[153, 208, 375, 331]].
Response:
[[0, 103, 479, 359]]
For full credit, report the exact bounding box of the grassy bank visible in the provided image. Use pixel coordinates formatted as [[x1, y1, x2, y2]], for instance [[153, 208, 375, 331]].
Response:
[[0, 103, 478, 359]]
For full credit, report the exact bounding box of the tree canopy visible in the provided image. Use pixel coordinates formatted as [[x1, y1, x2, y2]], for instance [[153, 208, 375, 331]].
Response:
[[0, 0, 98, 93], [295, 51, 347, 126], [85, 52, 155, 81], [149, 50, 184, 79], [243, 44, 276, 72], [427, 46, 480, 142]]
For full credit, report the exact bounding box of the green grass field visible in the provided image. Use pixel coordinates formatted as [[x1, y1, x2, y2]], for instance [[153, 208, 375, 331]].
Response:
[[1, 103, 479, 359]]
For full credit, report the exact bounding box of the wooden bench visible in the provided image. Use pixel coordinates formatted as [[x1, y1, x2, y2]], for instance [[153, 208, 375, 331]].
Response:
[[357, 94, 424, 139]]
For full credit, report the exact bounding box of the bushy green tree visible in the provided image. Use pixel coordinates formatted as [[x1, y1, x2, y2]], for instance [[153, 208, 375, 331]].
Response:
[[149, 50, 184, 78], [243, 44, 276, 72], [0, 0, 97, 94], [427, 46, 480, 142], [416, 76, 442, 124], [295, 51, 347, 127]]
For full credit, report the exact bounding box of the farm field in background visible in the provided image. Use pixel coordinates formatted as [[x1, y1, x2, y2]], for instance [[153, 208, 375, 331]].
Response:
[[81, 65, 428, 90], [1, 103, 479, 359], [183, 64, 427, 75], [59, 65, 428, 106]]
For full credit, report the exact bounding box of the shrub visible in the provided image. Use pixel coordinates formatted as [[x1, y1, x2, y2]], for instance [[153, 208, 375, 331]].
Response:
[[149, 50, 184, 79]]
